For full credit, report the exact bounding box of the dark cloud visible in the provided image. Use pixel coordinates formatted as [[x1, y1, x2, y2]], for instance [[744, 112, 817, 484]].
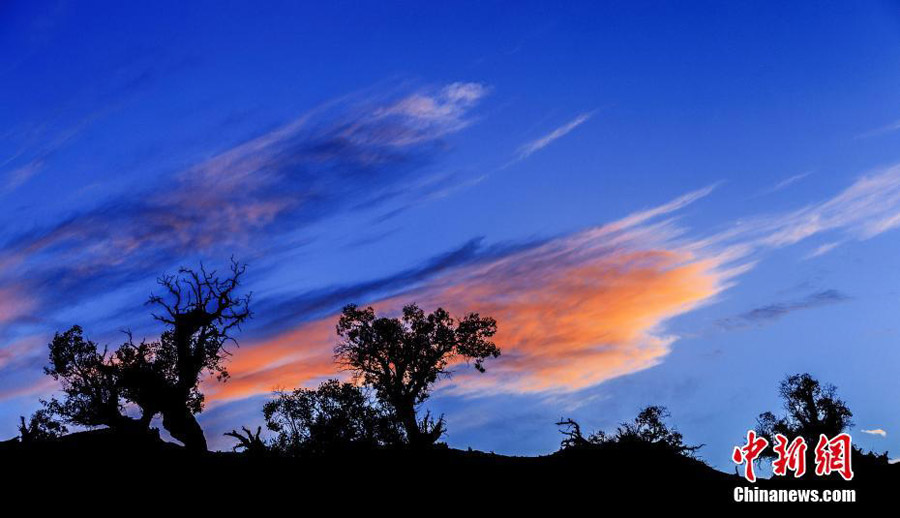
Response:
[[717, 289, 851, 329], [249, 236, 545, 339]]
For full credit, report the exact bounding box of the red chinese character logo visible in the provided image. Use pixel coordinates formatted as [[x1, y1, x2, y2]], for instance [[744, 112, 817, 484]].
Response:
[[733, 430, 768, 482], [772, 434, 807, 477], [814, 433, 853, 480]]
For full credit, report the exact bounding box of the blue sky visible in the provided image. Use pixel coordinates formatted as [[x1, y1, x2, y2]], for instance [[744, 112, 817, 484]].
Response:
[[4, 0, 900, 470]]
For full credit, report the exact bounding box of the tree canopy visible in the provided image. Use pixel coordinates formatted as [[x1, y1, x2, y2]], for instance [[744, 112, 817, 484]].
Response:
[[262, 379, 402, 455], [335, 303, 499, 447], [755, 373, 853, 459]]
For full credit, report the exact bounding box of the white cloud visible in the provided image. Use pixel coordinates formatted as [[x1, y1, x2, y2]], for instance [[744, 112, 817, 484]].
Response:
[[517, 112, 592, 159], [861, 428, 887, 437], [856, 119, 900, 139], [761, 172, 811, 195], [806, 241, 841, 259], [702, 164, 900, 268], [373, 82, 489, 145]]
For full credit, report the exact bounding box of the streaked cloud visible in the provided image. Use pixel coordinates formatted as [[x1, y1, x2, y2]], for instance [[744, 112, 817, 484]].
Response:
[[856, 118, 900, 139], [806, 241, 841, 258], [705, 164, 900, 258], [760, 172, 811, 195], [2, 160, 43, 192], [861, 428, 887, 437], [517, 112, 592, 159]]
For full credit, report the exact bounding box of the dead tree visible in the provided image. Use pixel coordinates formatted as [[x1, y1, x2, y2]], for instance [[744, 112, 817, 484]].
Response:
[[225, 426, 266, 455]]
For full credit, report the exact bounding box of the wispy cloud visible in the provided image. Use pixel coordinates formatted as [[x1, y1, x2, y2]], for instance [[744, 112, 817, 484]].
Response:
[[2, 160, 43, 193], [856, 119, 900, 139], [806, 241, 841, 259], [759, 172, 811, 195], [861, 428, 887, 437], [703, 164, 900, 259], [517, 112, 592, 159], [717, 290, 850, 330]]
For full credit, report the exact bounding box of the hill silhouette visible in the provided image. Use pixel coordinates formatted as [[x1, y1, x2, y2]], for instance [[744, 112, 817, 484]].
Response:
[[3, 426, 895, 508]]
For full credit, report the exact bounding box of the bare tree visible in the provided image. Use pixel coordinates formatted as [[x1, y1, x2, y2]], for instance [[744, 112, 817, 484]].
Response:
[[224, 426, 266, 456]]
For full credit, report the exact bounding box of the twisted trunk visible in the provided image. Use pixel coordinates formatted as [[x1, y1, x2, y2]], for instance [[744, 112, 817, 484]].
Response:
[[162, 405, 207, 452]]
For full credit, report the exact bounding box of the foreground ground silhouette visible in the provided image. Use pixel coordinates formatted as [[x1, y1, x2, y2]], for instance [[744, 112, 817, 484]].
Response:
[[1, 426, 895, 508]]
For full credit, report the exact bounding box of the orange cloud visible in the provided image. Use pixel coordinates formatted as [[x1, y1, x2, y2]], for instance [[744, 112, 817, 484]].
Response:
[[419, 250, 722, 392], [207, 221, 728, 403], [204, 318, 338, 402]]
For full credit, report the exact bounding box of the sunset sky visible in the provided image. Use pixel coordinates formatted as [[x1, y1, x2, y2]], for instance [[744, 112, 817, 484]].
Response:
[[4, 1, 900, 470]]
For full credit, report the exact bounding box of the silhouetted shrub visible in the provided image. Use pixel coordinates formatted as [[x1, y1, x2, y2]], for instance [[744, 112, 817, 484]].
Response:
[[262, 379, 402, 456], [557, 405, 701, 457], [335, 303, 499, 447], [18, 409, 67, 444]]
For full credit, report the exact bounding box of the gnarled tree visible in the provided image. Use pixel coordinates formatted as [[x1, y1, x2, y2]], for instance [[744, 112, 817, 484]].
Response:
[[335, 303, 499, 447], [143, 259, 251, 451], [35, 260, 250, 451]]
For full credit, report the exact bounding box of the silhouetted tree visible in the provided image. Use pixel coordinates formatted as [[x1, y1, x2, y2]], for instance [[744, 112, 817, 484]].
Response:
[[556, 418, 603, 449], [557, 406, 700, 457], [755, 373, 853, 459], [18, 409, 67, 444], [37, 260, 250, 451], [263, 379, 402, 455], [140, 259, 252, 451], [113, 333, 179, 429], [335, 303, 499, 447], [614, 406, 701, 456], [42, 326, 142, 431]]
